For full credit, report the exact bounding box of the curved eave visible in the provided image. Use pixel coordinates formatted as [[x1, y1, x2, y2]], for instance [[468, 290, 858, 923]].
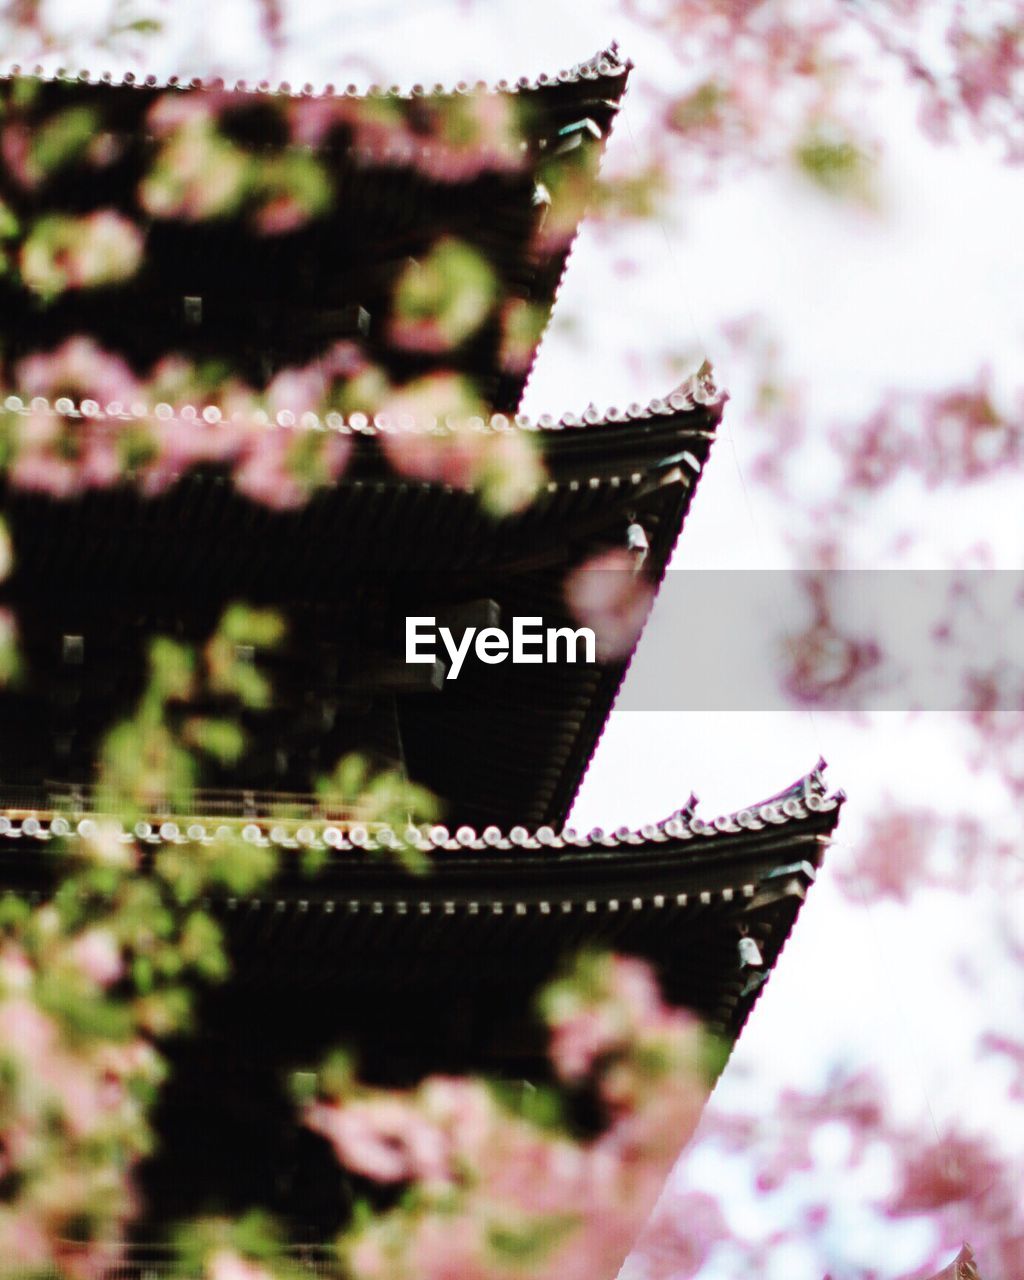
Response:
[[0, 771, 842, 1050], [1, 45, 630, 102], [0, 379, 722, 461], [0, 381, 724, 829], [0, 769, 840, 880]]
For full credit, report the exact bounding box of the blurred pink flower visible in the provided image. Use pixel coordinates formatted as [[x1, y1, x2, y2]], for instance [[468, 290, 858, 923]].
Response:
[[419, 1076, 497, 1168], [388, 239, 498, 354], [7, 415, 81, 497], [402, 1209, 493, 1280], [832, 809, 935, 904], [0, 1209, 51, 1269], [6, 414, 127, 498], [551, 1004, 623, 1082], [288, 94, 525, 182], [411, 94, 527, 183], [312, 954, 718, 1280], [0, 997, 58, 1067], [47, 1058, 113, 1139], [77, 822, 139, 871], [595, 1070, 707, 1174], [137, 414, 249, 496], [374, 374, 543, 512], [16, 336, 140, 407], [1, 123, 35, 188], [20, 212, 144, 298], [146, 92, 241, 138], [957, 26, 1021, 120], [892, 1133, 1001, 1215], [251, 193, 310, 235], [232, 427, 352, 510], [318, 340, 370, 382], [607, 955, 670, 1023], [564, 549, 655, 661], [346, 1208, 491, 1280], [139, 118, 252, 221], [499, 298, 549, 375], [207, 1250, 276, 1280], [379, 424, 475, 487], [55, 1237, 127, 1280], [68, 928, 124, 989], [0, 943, 33, 994], [305, 1097, 448, 1184], [265, 364, 326, 416], [633, 1190, 729, 1280], [147, 354, 209, 408], [481, 1123, 588, 1217]]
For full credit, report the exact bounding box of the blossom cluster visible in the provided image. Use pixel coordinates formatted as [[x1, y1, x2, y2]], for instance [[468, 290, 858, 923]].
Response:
[[0, 336, 545, 514], [620, 0, 1024, 195], [0, 812, 258, 1278], [298, 952, 715, 1280], [0, 71, 613, 527]]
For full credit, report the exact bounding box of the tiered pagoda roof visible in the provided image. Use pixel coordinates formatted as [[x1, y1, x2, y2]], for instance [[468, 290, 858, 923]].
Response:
[[0, 763, 843, 1232], [0, 48, 844, 1272], [0, 384, 720, 827], [0, 47, 632, 412]]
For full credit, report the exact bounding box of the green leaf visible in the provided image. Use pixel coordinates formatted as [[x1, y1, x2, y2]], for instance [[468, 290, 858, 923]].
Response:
[[179, 910, 229, 981], [116, 17, 163, 34], [794, 128, 874, 202], [30, 106, 101, 178], [37, 977, 135, 1043], [0, 893, 31, 933], [300, 844, 329, 877], [148, 636, 195, 701], [488, 1079, 568, 1134], [487, 1212, 579, 1263], [318, 1047, 357, 1097], [184, 716, 246, 765], [0, 198, 20, 240], [218, 603, 287, 650], [132, 955, 155, 995], [393, 237, 498, 348]]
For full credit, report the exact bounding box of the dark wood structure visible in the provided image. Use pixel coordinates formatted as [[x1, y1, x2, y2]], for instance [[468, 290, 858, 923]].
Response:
[[0, 48, 843, 1259]]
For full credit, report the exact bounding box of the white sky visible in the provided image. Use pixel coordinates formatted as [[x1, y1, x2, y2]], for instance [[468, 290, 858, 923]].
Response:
[[13, 1, 1024, 1275]]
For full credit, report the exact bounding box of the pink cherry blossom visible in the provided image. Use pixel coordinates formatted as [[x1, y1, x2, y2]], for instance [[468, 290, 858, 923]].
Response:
[[564, 548, 656, 661], [0, 943, 33, 994], [892, 1133, 1002, 1215], [77, 821, 139, 871], [264, 363, 326, 417], [632, 1190, 729, 1280], [0, 997, 59, 1069], [139, 118, 253, 221], [16, 336, 140, 408], [207, 1249, 276, 1280], [549, 1002, 628, 1084], [19, 211, 145, 297], [146, 91, 246, 138], [305, 1097, 449, 1184], [68, 928, 124, 989], [232, 426, 352, 510], [0, 1208, 51, 1269]]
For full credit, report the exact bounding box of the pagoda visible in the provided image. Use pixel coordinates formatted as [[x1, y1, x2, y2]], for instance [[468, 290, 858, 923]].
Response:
[[0, 48, 843, 1279]]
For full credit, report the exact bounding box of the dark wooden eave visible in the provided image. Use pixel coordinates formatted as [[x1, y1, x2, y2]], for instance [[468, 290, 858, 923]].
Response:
[[0, 765, 842, 1232], [0, 48, 630, 412], [0, 764, 842, 1047], [0, 387, 722, 828]]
